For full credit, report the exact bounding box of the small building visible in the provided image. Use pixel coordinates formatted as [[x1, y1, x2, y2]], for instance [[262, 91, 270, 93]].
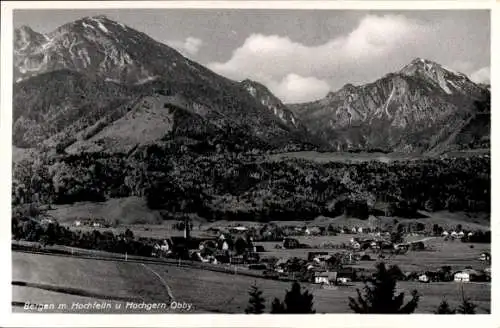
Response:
[[314, 272, 337, 285], [479, 252, 491, 262], [442, 231, 449, 237], [306, 226, 321, 236], [308, 251, 329, 261], [351, 241, 361, 250], [454, 269, 486, 282], [418, 274, 430, 283], [336, 277, 352, 285]]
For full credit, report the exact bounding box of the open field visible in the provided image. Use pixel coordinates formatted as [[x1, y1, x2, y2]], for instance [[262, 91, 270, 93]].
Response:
[[266, 151, 421, 163], [12, 251, 184, 313], [47, 196, 165, 225], [266, 150, 490, 164], [12, 251, 489, 313]]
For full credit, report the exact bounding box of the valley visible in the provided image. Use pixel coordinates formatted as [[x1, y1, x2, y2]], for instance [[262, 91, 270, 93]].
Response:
[[10, 13, 490, 316]]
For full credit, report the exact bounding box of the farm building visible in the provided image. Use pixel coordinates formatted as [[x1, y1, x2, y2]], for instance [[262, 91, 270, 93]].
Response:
[[454, 269, 487, 282], [314, 272, 337, 285], [442, 231, 449, 237]]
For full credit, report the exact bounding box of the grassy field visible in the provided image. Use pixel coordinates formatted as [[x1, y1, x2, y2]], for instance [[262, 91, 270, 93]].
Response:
[[266, 150, 489, 164], [266, 151, 419, 164], [48, 196, 165, 225], [12, 251, 181, 313], [13, 251, 490, 314]]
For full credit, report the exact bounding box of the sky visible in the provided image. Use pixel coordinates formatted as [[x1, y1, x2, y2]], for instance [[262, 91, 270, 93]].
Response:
[[14, 9, 490, 103]]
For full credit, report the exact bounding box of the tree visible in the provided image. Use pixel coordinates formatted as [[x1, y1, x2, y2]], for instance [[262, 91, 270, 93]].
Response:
[[270, 298, 285, 313], [234, 237, 248, 255], [434, 298, 456, 314], [457, 287, 477, 314], [348, 262, 420, 313], [270, 282, 315, 314], [390, 231, 404, 244], [124, 228, 135, 240], [245, 282, 265, 314], [432, 224, 440, 236]]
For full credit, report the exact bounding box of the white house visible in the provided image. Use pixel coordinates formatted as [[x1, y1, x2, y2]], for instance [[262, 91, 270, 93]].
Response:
[[314, 272, 337, 285], [222, 241, 229, 251], [357, 227, 363, 233], [442, 231, 449, 237], [418, 274, 430, 283], [336, 277, 352, 285], [454, 269, 484, 282], [458, 231, 465, 237], [450, 231, 458, 238]]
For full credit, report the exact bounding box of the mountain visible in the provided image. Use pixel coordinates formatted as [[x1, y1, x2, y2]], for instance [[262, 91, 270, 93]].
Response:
[[13, 16, 312, 151], [290, 58, 490, 153], [240, 79, 302, 129]]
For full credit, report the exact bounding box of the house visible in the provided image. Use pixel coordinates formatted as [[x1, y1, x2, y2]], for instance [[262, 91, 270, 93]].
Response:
[[306, 226, 321, 236], [454, 269, 486, 282], [450, 231, 458, 238], [221, 240, 229, 251], [357, 227, 363, 234], [40, 217, 55, 225], [479, 252, 491, 262], [314, 272, 337, 285], [458, 231, 465, 238], [230, 226, 248, 233], [442, 231, 449, 237], [418, 274, 430, 283], [308, 251, 329, 261], [283, 237, 300, 249]]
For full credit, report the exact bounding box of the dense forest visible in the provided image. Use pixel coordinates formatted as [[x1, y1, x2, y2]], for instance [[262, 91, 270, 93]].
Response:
[[12, 125, 490, 222]]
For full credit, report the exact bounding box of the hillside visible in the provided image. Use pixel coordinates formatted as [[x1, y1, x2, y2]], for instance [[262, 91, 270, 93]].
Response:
[[13, 16, 313, 151]]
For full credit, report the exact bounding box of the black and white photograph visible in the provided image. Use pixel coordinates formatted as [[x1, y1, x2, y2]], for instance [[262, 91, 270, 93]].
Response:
[[0, 0, 495, 324]]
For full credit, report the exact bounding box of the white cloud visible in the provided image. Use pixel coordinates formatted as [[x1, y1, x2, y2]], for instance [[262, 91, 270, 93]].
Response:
[[167, 37, 204, 56], [469, 66, 490, 84], [208, 14, 432, 102], [268, 74, 331, 103]]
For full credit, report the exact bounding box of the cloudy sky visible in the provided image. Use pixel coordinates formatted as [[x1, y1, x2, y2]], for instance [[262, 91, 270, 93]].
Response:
[[14, 9, 490, 103]]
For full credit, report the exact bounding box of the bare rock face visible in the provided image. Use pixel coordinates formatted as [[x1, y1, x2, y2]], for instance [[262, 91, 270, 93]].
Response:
[[289, 58, 490, 153]]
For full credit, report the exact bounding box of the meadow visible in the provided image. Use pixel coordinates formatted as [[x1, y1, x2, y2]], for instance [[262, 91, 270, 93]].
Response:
[[12, 250, 490, 314]]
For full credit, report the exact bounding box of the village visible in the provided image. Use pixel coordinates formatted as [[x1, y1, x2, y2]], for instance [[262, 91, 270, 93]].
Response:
[[67, 216, 490, 288]]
